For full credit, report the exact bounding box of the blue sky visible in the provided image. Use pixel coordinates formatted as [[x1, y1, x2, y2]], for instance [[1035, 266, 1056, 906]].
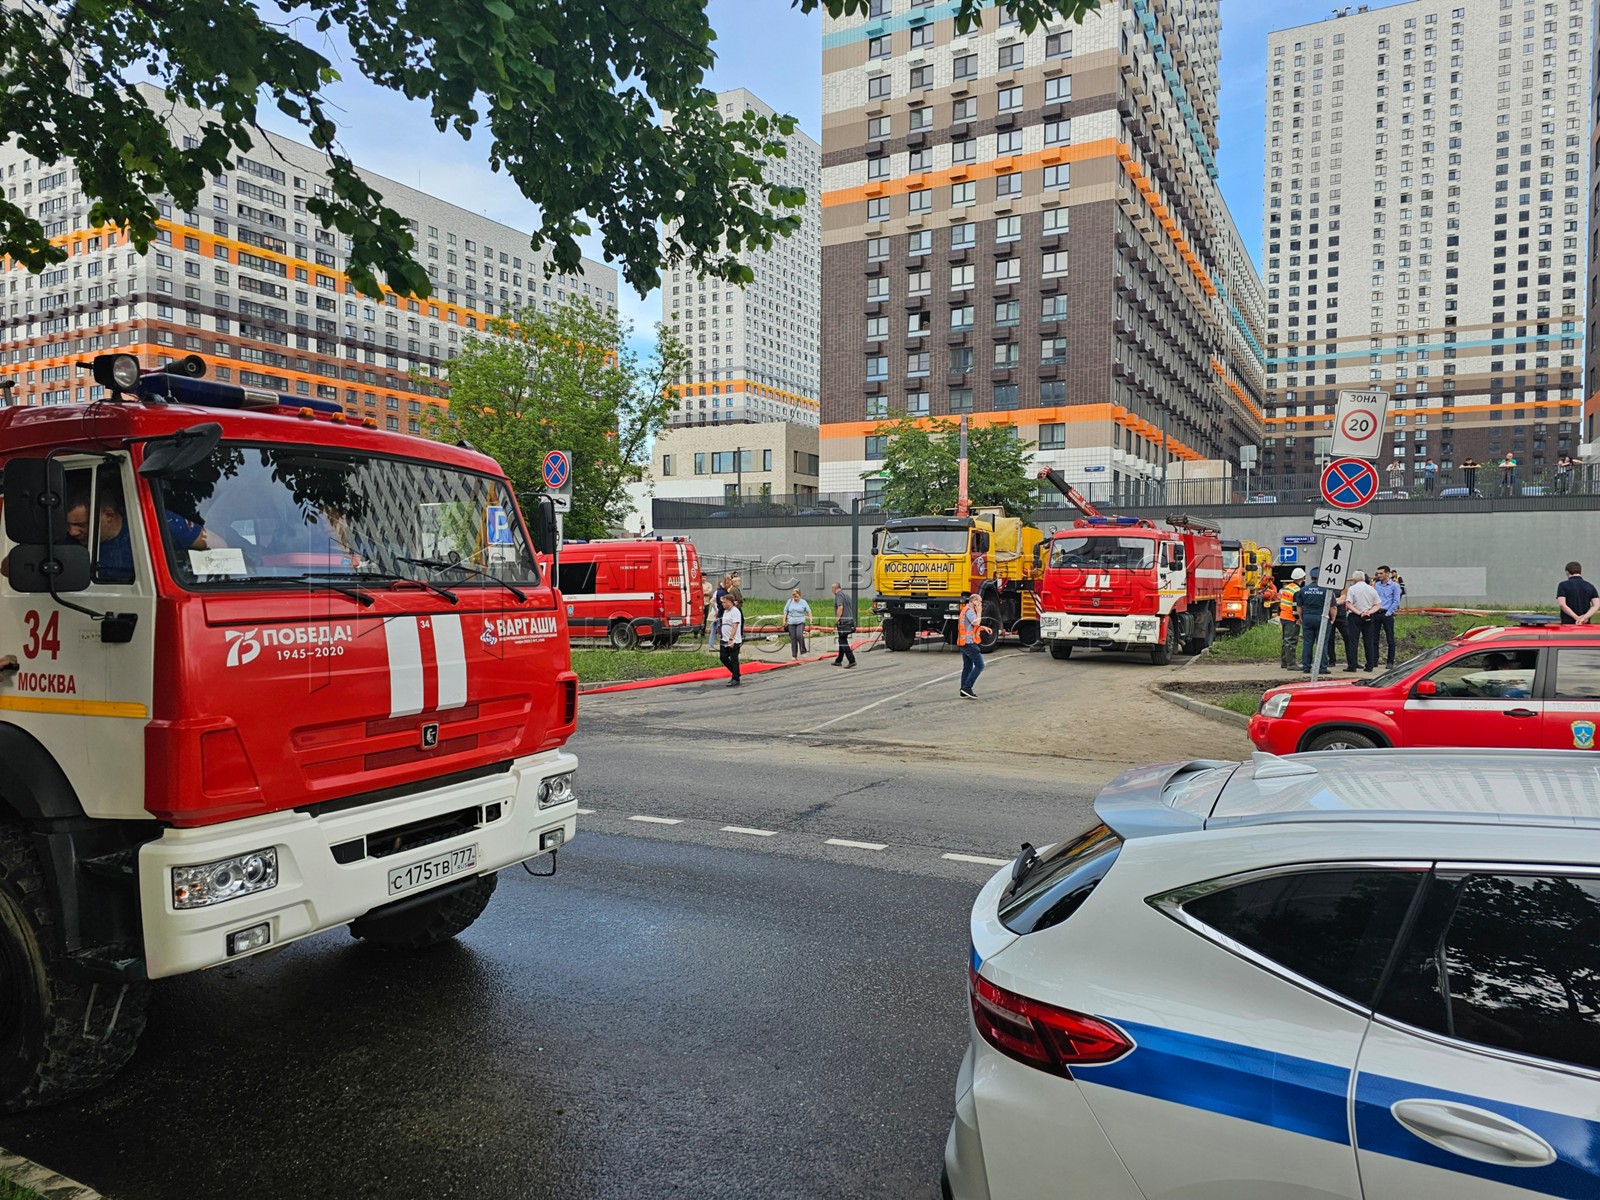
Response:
[[261, 0, 1370, 336]]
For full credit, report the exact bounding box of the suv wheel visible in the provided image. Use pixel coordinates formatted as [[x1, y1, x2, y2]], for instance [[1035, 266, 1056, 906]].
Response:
[[1303, 728, 1380, 752]]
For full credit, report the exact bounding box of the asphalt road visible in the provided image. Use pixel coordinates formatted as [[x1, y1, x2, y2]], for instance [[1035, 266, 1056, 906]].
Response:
[[0, 643, 1251, 1199]]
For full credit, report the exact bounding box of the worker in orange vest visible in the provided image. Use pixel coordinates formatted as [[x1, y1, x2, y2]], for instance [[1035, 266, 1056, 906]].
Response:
[[1278, 567, 1305, 670], [958, 590, 985, 699]]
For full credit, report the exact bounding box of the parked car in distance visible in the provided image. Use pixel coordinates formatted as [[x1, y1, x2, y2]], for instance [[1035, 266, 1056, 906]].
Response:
[[1437, 487, 1485, 499], [946, 747, 1600, 1200], [1244, 493, 1279, 504], [1248, 621, 1600, 754]]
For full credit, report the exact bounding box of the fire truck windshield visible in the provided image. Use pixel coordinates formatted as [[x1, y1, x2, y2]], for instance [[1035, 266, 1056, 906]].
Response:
[[879, 528, 971, 555], [151, 442, 538, 589], [1048, 536, 1154, 571]]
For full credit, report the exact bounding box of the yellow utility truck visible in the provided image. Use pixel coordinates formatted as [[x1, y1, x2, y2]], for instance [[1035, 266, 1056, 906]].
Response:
[[871, 508, 1044, 652]]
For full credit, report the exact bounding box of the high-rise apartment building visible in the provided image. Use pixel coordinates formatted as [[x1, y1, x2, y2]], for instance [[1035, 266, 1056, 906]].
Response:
[[1263, 0, 1590, 486], [662, 88, 822, 428], [0, 84, 617, 431], [819, 0, 1266, 500]]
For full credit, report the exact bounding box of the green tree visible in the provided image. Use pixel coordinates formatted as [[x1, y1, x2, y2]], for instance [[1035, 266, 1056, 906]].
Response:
[[420, 297, 686, 540], [867, 416, 1037, 518], [0, 0, 1096, 296]]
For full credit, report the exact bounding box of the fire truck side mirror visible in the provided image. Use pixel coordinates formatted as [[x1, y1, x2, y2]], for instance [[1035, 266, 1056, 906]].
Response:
[[532, 494, 558, 557], [4, 543, 91, 594], [137, 422, 222, 478], [3, 457, 71, 546]]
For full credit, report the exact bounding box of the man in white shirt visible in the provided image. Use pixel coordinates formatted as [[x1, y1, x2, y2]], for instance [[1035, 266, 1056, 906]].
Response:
[[719, 594, 744, 688], [1344, 571, 1384, 672]]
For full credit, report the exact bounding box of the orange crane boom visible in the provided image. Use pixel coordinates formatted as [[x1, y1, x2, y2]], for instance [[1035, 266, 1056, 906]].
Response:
[[1036, 466, 1104, 519]]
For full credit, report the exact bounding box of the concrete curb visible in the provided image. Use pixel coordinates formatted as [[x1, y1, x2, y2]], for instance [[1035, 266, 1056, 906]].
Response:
[[0, 1149, 102, 1200], [1156, 686, 1253, 729]]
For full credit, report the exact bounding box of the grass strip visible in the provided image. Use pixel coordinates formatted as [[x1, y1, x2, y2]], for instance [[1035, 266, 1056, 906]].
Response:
[[570, 649, 718, 684], [1211, 612, 1502, 663], [0, 1178, 43, 1200]]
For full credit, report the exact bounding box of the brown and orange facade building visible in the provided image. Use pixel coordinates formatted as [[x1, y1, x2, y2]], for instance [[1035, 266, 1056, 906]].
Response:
[[818, 0, 1266, 501], [0, 85, 615, 428]]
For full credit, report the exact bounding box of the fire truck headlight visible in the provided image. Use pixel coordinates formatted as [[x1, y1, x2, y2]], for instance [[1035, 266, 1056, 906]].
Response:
[[1261, 694, 1291, 719], [538, 773, 575, 809], [172, 848, 279, 909]]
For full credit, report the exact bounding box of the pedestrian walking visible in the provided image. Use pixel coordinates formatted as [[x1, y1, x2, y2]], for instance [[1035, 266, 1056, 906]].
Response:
[[957, 590, 985, 699], [783, 589, 812, 659], [1297, 568, 1334, 676], [1557, 561, 1600, 625], [1373, 565, 1402, 668], [728, 571, 745, 605], [1499, 453, 1518, 496], [1556, 453, 1576, 496], [831, 582, 857, 668], [1345, 571, 1383, 671], [1423, 458, 1438, 494], [718, 593, 743, 686], [1278, 567, 1305, 670], [1461, 457, 1479, 495], [710, 574, 730, 649]]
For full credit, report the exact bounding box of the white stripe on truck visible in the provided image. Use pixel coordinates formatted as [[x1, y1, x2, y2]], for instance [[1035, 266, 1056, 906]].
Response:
[[385, 616, 425, 718], [432, 613, 468, 711]]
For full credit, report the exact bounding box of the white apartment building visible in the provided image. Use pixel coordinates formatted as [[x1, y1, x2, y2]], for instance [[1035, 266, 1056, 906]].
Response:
[[0, 83, 616, 431], [1261, 0, 1591, 485], [662, 88, 822, 428]]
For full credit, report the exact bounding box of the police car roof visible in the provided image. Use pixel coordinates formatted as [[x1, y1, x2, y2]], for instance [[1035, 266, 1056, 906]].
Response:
[[1094, 748, 1600, 837]]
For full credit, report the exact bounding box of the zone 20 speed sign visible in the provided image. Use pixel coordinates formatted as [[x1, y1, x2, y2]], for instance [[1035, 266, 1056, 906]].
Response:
[[1330, 390, 1390, 459]]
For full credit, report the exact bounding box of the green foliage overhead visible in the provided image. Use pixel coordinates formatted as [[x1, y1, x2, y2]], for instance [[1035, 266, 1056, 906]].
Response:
[[421, 297, 686, 540], [0, 0, 1098, 297], [866, 415, 1038, 518]]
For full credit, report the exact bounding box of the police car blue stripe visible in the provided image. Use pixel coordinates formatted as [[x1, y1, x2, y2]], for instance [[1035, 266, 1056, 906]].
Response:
[[1354, 1072, 1600, 1198], [1077, 1019, 1352, 1145]]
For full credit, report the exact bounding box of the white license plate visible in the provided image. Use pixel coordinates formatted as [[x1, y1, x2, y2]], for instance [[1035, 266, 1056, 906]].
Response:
[[387, 844, 478, 896], [902, 602, 927, 609]]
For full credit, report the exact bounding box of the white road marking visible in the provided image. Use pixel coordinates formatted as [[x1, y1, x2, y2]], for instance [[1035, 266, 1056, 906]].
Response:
[[576, 808, 595, 815], [722, 825, 778, 837], [629, 815, 683, 825], [941, 852, 1010, 866], [795, 659, 1016, 735], [825, 838, 888, 851]]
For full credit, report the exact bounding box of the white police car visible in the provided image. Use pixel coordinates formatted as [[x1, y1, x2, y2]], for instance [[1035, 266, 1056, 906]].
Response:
[[945, 749, 1600, 1199]]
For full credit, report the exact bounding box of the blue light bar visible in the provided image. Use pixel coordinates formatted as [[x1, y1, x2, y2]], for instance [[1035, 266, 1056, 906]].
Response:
[[139, 372, 343, 416], [1116, 516, 1141, 526], [1084, 517, 1109, 525]]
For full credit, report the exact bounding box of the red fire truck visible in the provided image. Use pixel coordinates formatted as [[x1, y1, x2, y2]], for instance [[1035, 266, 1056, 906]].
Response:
[[555, 537, 704, 648], [1033, 468, 1225, 664], [0, 354, 579, 1110]]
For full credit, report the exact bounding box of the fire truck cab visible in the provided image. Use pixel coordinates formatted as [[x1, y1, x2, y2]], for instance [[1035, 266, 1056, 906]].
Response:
[[1033, 514, 1225, 665], [0, 355, 579, 1111]]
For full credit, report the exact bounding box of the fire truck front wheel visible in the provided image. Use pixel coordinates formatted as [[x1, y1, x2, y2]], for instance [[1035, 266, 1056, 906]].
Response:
[[0, 823, 149, 1113], [1149, 619, 1180, 666], [349, 872, 499, 952], [881, 616, 917, 652], [1048, 641, 1074, 660]]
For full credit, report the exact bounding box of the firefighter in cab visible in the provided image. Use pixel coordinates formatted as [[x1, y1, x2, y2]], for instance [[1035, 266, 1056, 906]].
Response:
[[1278, 567, 1306, 671]]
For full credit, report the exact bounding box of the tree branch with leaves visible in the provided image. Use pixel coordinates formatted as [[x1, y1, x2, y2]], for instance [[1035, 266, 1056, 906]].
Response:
[[0, 0, 1097, 296]]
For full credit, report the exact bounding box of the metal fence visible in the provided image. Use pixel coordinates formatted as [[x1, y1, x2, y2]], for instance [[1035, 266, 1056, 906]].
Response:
[[654, 469, 1599, 527]]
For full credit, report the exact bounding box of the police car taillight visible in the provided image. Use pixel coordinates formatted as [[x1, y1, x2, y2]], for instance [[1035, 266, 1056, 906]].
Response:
[[969, 969, 1132, 1075]]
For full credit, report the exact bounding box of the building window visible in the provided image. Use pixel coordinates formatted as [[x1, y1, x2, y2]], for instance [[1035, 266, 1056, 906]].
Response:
[[662, 454, 673, 476], [953, 54, 977, 79], [1041, 250, 1069, 277], [868, 74, 891, 100], [951, 181, 976, 207], [869, 34, 890, 59], [995, 216, 1021, 242], [996, 173, 1022, 199], [867, 316, 889, 340], [950, 264, 975, 290], [951, 222, 976, 249], [763, 449, 773, 472], [953, 97, 978, 122], [1042, 295, 1069, 321], [866, 236, 889, 261], [997, 86, 1024, 112], [694, 453, 707, 475], [905, 391, 930, 416], [1044, 119, 1072, 146], [867, 355, 889, 381], [908, 311, 932, 337], [995, 299, 1020, 326], [910, 64, 933, 90], [908, 188, 932, 214], [1045, 75, 1072, 103], [1039, 422, 1067, 449], [950, 304, 974, 330], [949, 387, 974, 413], [1040, 380, 1067, 404], [994, 384, 1019, 410], [1043, 164, 1071, 191], [868, 116, 891, 140], [907, 352, 931, 377], [994, 342, 1019, 369], [867, 197, 890, 222], [995, 258, 1020, 284], [1046, 30, 1073, 57], [866, 435, 888, 460], [998, 42, 1025, 69]]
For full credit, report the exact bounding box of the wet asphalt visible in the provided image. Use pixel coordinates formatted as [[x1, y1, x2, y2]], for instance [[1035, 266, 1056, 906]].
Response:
[[0, 833, 976, 1200]]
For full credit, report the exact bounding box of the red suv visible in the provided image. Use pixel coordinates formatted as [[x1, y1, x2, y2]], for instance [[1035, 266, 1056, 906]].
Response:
[[1249, 623, 1600, 753]]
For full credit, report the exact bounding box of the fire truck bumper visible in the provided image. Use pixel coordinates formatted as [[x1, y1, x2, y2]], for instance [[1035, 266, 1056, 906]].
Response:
[[137, 748, 579, 979], [1038, 612, 1163, 645]]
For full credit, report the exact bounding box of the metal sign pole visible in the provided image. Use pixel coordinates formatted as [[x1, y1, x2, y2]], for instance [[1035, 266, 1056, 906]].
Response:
[[1308, 603, 1331, 683]]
